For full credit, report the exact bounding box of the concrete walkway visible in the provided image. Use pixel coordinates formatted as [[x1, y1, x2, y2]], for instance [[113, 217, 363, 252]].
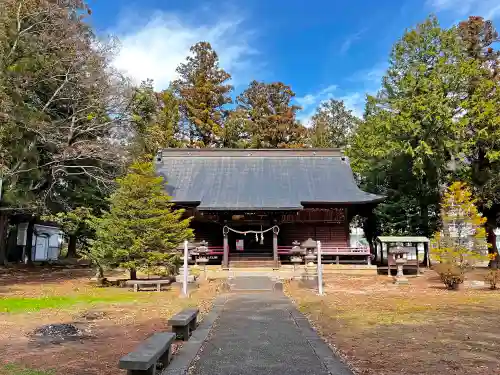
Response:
[[190, 283, 353, 375]]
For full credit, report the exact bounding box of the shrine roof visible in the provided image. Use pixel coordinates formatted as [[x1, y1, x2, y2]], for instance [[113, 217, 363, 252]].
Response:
[[155, 148, 384, 211]]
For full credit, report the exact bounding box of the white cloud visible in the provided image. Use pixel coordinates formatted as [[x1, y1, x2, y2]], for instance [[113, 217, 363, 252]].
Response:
[[340, 29, 366, 55], [427, 0, 500, 19], [339, 92, 365, 118], [296, 63, 386, 125], [295, 84, 337, 109], [110, 10, 259, 90], [295, 85, 338, 125], [348, 63, 387, 87]]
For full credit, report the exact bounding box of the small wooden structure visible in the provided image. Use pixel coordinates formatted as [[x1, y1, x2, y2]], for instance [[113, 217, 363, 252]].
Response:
[[376, 236, 430, 276]]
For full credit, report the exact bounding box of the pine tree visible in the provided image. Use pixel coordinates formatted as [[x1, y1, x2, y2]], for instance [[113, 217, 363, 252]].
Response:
[[89, 161, 193, 279]]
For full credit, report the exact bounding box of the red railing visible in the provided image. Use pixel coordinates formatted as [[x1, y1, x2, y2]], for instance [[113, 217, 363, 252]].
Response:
[[277, 246, 370, 256], [207, 246, 224, 255], [207, 246, 370, 256]]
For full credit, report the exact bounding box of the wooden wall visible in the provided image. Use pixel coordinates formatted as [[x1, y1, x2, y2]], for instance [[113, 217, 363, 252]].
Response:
[[191, 222, 223, 246], [279, 223, 348, 247]]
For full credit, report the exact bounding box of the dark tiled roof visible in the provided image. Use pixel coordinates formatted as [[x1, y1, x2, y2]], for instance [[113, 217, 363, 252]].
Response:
[[155, 149, 383, 211]]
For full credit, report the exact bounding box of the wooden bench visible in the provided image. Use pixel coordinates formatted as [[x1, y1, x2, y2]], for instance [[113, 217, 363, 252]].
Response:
[[118, 332, 176, 375], [168, 308, 199, 341], [125, 279, 171, 292]]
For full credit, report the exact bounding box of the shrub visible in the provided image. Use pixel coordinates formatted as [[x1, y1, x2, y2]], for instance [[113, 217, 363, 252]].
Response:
[[485, 269, 500, 290], [433, 263, 464, 290]]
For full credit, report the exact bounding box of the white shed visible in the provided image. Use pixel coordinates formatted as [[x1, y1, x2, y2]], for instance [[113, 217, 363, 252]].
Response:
[[17, 223, 64, 262]]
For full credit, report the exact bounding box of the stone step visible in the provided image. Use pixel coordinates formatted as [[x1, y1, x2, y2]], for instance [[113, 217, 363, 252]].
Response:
[[229, 255, 274, 261], [230, 261, 277, 268]]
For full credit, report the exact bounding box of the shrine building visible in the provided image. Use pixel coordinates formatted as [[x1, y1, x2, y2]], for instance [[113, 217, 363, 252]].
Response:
[[155, 148, 383, 268]]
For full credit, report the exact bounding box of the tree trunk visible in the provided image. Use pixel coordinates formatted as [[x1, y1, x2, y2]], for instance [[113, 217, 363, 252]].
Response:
[[66, 234, 78, 258], [96, 265, 104, 279], [0, 213, 8, 266], [24, 219, 35, 265], [423, 242, 430, 268], [129, 268, 137, 280], [486, 223, 499, 268], [420, 203, 431, 267]]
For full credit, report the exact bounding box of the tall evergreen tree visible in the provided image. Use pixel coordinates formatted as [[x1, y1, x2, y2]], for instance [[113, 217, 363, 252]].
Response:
[[221, 109, 250, 148], [455, 16, 500, 255], [172, 42, 233, 147], [130, 80, 181, 158], [89, 161, 193, 280], [236, 81, 307, 148], [309, 99, 358, 148], [349, 17, 471, 240]]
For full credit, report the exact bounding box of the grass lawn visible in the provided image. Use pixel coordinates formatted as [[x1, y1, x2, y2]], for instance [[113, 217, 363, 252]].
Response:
[[0, 291, 141, 313], [286, 270, 500, 375], [0, 364, 54, 375], [0, 267, 220, 375]]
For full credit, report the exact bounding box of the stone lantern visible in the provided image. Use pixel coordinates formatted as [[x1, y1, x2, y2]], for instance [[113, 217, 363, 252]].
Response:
[[301, 238, 317, 266], [299, 238, 320, 287], [196, 240, 209, 279], [389, 245, 409, 285], [178, 241, 197, 263], [290, 240, 304, 271]]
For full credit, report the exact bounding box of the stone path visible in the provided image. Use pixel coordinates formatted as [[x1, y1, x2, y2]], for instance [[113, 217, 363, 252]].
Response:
[[190, 278, 353, 375]]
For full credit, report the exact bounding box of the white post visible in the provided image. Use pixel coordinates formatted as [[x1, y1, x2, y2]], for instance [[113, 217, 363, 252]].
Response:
[[317, 240, 323, 296], [183, 240, 188, 297]]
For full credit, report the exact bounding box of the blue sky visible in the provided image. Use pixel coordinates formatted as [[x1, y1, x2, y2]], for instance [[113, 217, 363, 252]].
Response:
[[86, 0, 500, 121]]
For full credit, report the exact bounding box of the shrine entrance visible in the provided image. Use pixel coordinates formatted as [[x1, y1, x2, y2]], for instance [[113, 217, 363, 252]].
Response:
[[227, 225, 274, 255], [223, 225, 280, 268]]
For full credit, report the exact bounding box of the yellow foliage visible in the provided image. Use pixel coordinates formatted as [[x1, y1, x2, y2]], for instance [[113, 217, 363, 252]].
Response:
[[431, 182, 489, 270]]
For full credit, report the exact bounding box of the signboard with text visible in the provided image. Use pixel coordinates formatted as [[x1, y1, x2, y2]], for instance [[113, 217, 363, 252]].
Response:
[[236, 239, 244, 251]]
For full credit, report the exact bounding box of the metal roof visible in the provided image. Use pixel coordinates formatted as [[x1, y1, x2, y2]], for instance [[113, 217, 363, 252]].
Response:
[[155, 149, 384, 211], [377, 236, 430, 243]]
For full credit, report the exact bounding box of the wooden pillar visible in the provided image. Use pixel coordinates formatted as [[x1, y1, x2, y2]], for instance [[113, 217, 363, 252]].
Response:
[[335, 255, 339, 265], [223, 230, 229, 269], [273, 229, 278, 269]]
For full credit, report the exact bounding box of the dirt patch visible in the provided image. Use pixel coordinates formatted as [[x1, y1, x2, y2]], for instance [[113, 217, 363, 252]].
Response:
[[0, 268, 221, 375], [286, 271, 500, 375]]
